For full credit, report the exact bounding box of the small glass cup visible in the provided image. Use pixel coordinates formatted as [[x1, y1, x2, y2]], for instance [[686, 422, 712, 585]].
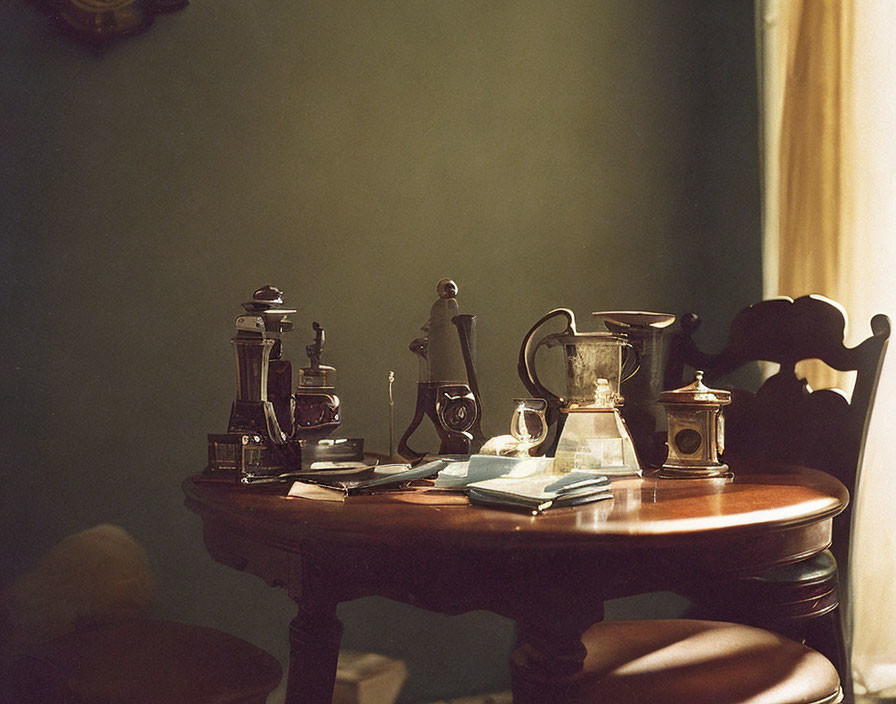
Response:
[[510, 398, 549, 455]]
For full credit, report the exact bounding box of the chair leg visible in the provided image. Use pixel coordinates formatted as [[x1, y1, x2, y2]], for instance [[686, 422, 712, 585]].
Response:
[[801, 609, 852, 704], [736, 608, 852, 704]]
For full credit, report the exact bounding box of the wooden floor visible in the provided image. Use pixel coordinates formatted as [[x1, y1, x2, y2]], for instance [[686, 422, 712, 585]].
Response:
[[266, 686, 511, 704], [421, 694, 512, 704]]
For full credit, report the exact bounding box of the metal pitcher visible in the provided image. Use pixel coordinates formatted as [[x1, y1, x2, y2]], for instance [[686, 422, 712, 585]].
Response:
[[593, 311, 677, 466], [518, 308, 639, 456]]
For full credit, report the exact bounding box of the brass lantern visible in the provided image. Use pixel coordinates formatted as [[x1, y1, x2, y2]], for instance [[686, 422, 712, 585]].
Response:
[[657, 371, 731, 479]]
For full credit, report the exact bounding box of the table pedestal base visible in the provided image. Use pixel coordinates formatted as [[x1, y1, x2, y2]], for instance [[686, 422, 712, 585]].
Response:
[[285, 600, 343, 704], [511, 605, 603, 704]]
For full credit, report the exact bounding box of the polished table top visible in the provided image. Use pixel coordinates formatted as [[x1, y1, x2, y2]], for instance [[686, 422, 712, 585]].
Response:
[[185, 458, 847, 559]]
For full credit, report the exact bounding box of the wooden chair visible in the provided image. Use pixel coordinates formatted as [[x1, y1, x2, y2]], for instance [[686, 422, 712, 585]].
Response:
[[660, 294, 890, 702], [0, 524, 283, 703], [509, 296, 886, 704]]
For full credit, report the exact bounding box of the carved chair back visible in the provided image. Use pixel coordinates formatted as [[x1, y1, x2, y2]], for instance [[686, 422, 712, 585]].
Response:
[[667, 294, 890, 568]]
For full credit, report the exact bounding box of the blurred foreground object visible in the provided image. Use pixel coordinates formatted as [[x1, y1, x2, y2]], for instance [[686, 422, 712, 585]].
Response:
[[0, 524, 282, 703]]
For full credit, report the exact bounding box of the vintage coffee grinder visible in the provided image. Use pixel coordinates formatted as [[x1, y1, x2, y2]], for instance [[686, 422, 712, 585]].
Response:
[[658, 371, 731, 478], [205, 285, 304, 482], [518, 308, 641, 474], [293, 322, 340, 437], [593, 311, 677, 467], [293, 321, 364, 465], [397, 279, 486, 460]]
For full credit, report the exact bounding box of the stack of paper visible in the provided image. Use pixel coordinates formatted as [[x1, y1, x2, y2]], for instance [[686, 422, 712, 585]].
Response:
[[466, 471, 612, 513], [288, 458, 450, 500]]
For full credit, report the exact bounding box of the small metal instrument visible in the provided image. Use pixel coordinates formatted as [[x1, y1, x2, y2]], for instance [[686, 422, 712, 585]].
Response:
[[658, 371, 731, 479], [293, 322, 341, 440], [398, 279, 485, 460]]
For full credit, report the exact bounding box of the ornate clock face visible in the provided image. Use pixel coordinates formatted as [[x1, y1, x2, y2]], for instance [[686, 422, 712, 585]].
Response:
[[437, 390, 477, 433], [674, 427, 703, 456]]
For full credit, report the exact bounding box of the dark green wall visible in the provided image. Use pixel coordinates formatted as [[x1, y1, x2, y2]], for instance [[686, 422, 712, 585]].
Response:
[[0, 1, 760, 700]]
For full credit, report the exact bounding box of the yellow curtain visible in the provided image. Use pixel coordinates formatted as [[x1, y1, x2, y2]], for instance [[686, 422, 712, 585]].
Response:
[[759, 0, 896, 698]]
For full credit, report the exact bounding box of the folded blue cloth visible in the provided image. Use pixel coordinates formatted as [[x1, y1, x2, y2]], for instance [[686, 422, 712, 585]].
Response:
[[433, 454, 555, 488]]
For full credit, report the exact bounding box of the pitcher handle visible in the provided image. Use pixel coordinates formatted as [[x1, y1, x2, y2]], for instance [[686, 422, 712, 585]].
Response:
[[452, 313, 486, 448], [621, 340, 641, 383], [517, 308, 577, 405]]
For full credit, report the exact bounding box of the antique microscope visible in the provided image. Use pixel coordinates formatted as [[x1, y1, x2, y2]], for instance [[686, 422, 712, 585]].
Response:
[[398, 279, 486, 460], [205, 284, 350, 482], [204, 285, 362, 482], [205, 285, 303, 482]]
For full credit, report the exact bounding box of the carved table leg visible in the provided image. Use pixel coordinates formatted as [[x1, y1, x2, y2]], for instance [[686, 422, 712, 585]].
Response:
[[285, 599, 344, 704], [511, 604, 604, 704]]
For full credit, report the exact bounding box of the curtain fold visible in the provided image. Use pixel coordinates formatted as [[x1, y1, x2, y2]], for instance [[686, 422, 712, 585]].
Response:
[[777, 0, 846, 300], [758, 0, 896, 698]]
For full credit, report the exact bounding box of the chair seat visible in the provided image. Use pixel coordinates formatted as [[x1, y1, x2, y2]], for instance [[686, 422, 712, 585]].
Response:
[[4, 618, 283, 704], [577, 619, 841, 704]]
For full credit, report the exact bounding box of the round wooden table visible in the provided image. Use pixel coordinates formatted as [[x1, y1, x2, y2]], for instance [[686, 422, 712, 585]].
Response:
[[183, 459, 847, 704]]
